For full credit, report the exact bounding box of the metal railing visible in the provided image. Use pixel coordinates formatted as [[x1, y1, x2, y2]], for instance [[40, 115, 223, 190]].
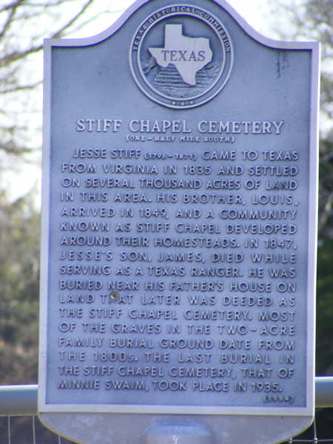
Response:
[[0, 378, 332, 416], [0, 380, 332, 443]]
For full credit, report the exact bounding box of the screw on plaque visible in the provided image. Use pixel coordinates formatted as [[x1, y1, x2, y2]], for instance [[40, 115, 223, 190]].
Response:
[[110, 291, 119, 301]]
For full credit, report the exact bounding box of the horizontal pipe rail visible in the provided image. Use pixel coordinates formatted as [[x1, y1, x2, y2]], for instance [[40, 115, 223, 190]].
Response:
[[0, 378, 332, 416], [315, 377, 333, 408]]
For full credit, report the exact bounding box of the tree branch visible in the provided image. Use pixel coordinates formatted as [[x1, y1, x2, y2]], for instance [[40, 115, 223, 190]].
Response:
[[0, 141, 34, 156], [50, 0, 95, 38], [0, 1, 24, 13], [0, 80, 42, 94], [0, 0, 95, 67]]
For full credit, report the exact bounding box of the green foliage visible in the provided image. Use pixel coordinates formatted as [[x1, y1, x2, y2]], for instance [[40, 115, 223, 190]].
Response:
[[0, 1, 101, 387], [275, 3, 333, 440], [274, 0, 333, 240], [316, 240, 333, 374], [0, 191, 40, 384], [276, 0, 333, 378]]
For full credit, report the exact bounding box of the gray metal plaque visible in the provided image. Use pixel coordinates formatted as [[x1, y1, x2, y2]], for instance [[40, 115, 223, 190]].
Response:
[[39, 0, 319, 442]]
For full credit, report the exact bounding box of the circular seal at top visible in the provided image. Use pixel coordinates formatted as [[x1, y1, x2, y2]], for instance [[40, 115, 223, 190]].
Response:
[[130, 5, 234, 109]]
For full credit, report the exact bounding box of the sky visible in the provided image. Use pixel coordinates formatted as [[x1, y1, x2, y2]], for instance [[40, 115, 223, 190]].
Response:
[[79, 0, 276, 39], [6, 0, 277, 202]]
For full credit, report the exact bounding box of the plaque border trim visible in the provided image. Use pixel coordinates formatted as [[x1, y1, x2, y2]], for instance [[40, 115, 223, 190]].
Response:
[[39, 0, 320, 417]]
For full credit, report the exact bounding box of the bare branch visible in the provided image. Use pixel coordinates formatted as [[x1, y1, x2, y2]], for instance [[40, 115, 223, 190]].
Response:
[[0, 141, 33, 156], [25, 0, 76, 7], [68, 11, 110, 34], [0, 1, 24, 13], [0, 80, 42, 94], [50, 0, 95, 38], [0, 1, 22, 40], [0, 0, 95, 68]]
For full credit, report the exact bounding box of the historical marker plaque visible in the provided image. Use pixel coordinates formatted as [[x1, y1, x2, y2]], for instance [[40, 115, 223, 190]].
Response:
[[39, 0, 319, 442]]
